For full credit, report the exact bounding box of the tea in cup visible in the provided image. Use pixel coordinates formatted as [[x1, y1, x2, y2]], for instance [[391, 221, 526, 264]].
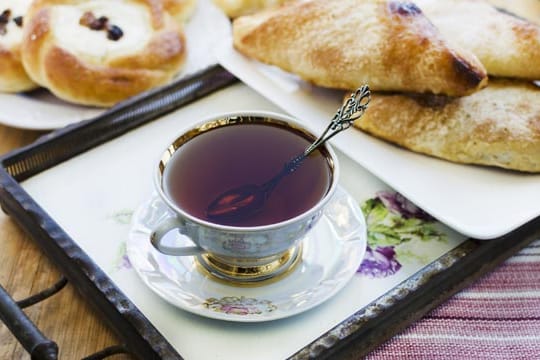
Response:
[[151, 111, 339, 283]]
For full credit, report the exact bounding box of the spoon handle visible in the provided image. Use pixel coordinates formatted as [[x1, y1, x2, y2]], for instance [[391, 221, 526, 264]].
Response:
[[262, 152, 306, 191], [304, 85, 371, 156]]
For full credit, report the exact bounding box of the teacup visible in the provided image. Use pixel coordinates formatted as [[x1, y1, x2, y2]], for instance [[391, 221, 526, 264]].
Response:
[[150, 111, 339, 283]]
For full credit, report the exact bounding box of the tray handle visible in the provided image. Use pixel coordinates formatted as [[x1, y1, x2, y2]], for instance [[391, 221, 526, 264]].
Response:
[[0, 276, 133, 359], [0, 278, 63, 359]]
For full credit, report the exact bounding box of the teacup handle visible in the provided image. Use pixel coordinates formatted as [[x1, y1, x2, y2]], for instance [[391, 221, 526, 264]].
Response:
[[150, 217, 205, 256]]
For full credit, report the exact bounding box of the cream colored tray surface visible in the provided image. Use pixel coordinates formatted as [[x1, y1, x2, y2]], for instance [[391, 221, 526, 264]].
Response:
[[0, 0, 230, 130], [216, 44, 540, 240], [21, 84, 466, 360]]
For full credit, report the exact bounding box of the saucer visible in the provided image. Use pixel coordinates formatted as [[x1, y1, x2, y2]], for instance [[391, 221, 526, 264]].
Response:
[[126, 186, 367, 322]]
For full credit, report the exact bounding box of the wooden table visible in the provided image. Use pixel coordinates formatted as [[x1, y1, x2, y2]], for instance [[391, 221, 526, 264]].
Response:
[[0, 125, 132, 359]]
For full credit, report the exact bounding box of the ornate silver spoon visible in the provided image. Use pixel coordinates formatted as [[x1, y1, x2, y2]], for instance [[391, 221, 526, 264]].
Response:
[[206, 85, 371, 222]]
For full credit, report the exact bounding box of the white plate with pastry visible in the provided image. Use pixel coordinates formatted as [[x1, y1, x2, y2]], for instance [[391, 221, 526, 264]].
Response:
[[216, 0, 540, 240], [0, 0, 231, 130], [218, 44, 540, 240]]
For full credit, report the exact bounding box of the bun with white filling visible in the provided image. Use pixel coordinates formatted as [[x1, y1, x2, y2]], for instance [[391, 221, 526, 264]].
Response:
[[21, 0, 187, 107]]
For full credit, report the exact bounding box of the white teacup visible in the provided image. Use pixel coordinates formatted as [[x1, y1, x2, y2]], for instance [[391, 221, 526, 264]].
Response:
[[150, 111, 339, 283]]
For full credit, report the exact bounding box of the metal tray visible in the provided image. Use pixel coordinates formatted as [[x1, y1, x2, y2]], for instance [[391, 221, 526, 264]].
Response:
[[0, 65, 539, 359]]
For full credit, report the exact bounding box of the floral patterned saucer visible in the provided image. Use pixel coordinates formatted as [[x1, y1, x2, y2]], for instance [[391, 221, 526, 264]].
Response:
[[126, 186, 367, 322]]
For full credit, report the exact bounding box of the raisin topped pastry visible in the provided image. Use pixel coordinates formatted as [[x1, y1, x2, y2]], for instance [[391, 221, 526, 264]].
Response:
[[233, 0, 488, 96], [21, 0, 187, 107], [0, 0, 37, 92]]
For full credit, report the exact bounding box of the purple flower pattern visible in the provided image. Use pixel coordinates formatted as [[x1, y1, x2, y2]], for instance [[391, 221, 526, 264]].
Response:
[[376, 191, 434, 221], [358, 191, 444, 278], [358, 246, 401, 278]]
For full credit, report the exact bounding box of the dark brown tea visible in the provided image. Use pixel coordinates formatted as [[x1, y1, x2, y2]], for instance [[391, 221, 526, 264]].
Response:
[[162, 121, 333, 227]]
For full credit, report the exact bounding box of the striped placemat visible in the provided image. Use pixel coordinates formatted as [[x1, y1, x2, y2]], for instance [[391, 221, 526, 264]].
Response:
[[367, 239, 540, 359]]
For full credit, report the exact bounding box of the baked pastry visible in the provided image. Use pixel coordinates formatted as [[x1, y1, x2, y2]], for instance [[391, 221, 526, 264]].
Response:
[[354, 80, 540, 172], [486, 0, 540, 25], [233, 0, 488, 96], [21, 0, 187, 107], [162, 0, 197, 23], [415, 0, 540, 80], [0, 0, 37, 92], [213, 0, 288, 18]]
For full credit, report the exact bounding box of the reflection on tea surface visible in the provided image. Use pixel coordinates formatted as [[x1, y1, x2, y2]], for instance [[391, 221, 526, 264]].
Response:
[[163, 123, 332, 227]]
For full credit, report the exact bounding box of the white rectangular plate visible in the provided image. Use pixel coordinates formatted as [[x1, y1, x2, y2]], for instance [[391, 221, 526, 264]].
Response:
[[216, 44, 540, 240]]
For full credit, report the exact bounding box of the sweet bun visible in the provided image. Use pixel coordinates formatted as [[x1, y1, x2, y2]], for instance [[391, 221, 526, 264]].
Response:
[[416, 0, 540, 80], [213, 0, 288, 18], [0, 0, 37, 92], [233, 0, 488, 97], [21, 0, 187, 107], [354, 80, 540, 173], [162, 0, 197, 23]]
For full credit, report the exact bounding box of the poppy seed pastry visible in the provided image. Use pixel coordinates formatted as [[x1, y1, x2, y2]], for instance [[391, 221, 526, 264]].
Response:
[[354, 80, 540, 173], [233, 0, 488, 96], [21, 0, 187, 107], [415, 0, 540, 80], [0, 0, 38, 92]]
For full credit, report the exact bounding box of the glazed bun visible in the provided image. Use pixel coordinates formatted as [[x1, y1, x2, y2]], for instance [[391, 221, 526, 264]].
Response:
[[0, 0, 38, 92], [21, 0, 187, 107]]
